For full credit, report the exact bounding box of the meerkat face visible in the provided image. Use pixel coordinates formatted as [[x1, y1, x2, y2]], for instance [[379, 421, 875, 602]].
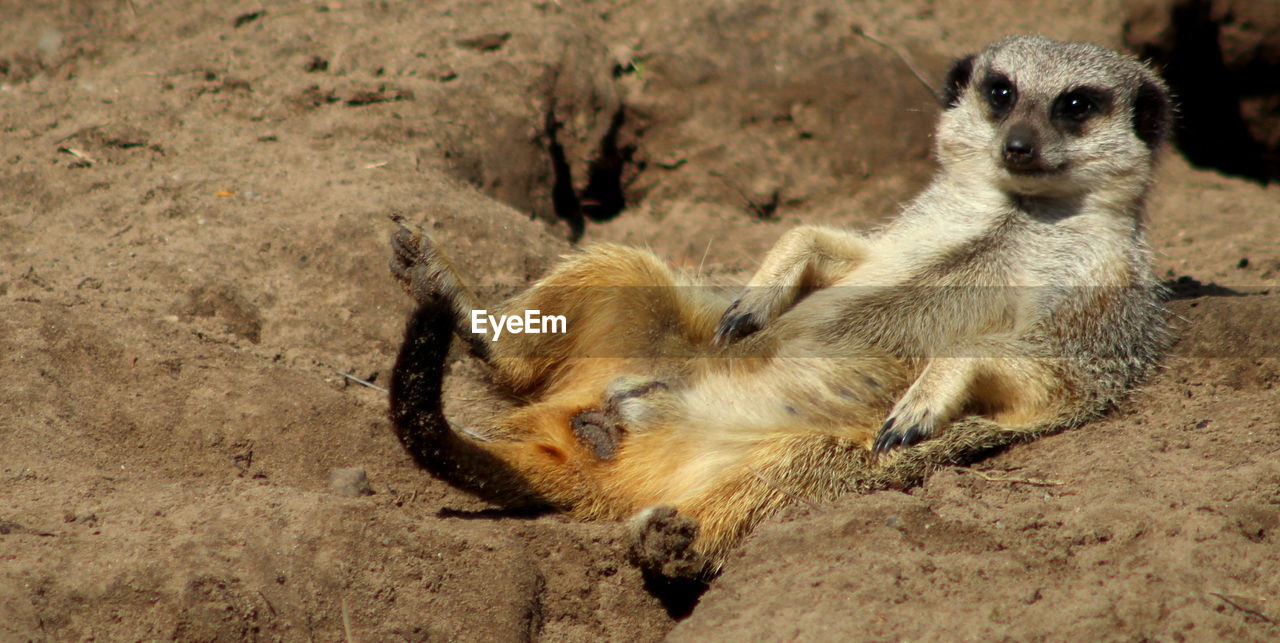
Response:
[[935, 36, 1172, 200]]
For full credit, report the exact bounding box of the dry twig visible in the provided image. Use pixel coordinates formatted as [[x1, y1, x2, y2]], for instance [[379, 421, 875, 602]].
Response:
[[708, 170, 779, 219], [341, 597, 355, 643], [337, 371, 388, 393], [952, 466, 1064, 487], [851, 26, 941, 103], [1210, 592, 1277, 626], [58, 147, 96, 166]]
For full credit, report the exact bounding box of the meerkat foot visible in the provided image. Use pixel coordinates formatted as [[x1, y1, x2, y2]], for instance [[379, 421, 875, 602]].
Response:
[[568, 377, 674, 460], [389, 226, 425, 278], [629, 506, 707, 579], [570, 409, 624, 460], [390, 227, 438, 298], [389, 225, 466, 305]]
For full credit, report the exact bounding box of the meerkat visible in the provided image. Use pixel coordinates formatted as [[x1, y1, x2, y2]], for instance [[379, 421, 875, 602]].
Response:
[[387, 35, 1173, 578]]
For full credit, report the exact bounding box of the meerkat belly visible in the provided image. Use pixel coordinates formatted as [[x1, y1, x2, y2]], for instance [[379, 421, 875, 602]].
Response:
[[598, 357, 913, 507], [676, 356, 910, 439]]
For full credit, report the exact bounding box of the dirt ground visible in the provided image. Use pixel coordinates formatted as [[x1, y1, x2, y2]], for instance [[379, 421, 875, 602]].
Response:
[[2, 0, 1278, 640]]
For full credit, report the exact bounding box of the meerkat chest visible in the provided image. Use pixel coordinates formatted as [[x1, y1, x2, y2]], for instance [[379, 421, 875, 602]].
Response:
[[850, 223, 1026, 289]]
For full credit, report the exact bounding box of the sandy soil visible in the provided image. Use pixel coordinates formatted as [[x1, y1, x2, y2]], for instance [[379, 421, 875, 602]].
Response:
[[2, 0, 1277, 640]]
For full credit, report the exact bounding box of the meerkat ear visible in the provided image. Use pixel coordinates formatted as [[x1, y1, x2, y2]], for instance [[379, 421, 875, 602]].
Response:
[[941, 54, 976, 109], [1133, 79, 1173, 148]]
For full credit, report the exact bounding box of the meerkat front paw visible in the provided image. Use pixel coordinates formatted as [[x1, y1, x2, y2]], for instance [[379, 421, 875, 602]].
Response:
[[712, 297, 768, 345], [872, 400, 942, 455], [629, 506, 708, 579]]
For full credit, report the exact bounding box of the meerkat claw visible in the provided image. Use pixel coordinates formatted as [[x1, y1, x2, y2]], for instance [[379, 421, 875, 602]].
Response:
[[872, 419, 899, 455], [713, 301, 764, 345], [873, 412, 936, 455]]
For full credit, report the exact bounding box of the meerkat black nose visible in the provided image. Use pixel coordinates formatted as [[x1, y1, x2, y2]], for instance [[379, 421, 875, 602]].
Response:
[[1003, 123, 1039, 168]]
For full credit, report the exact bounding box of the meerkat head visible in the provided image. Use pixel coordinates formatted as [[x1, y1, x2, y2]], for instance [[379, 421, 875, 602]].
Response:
[[934, 35, 1172, 201]]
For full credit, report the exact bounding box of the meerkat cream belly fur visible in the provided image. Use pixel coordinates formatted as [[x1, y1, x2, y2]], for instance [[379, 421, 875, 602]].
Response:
[[386, 35, 1173, 578]]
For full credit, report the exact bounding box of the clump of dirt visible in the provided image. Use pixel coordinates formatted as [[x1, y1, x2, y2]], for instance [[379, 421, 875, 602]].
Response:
[[1, 0, 1277, 640]]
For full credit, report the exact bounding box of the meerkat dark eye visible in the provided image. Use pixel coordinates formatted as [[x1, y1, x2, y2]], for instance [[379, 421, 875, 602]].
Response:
[[1051, 87, 1113, 130], [1057, 92, 1096, 121], [983, 81, 1013, 109], [990, 85, 1013, 107], [980, 74, 1016, 117]]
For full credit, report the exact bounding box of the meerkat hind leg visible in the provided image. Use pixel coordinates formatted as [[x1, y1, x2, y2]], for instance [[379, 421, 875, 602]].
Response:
[[626, 430, 873, 578]]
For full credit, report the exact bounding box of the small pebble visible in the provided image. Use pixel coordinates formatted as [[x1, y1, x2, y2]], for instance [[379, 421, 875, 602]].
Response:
[[328, 468, 373, 497]]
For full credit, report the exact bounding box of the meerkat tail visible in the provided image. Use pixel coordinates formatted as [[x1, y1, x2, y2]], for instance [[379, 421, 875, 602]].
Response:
[[389, 299, 543, 506]]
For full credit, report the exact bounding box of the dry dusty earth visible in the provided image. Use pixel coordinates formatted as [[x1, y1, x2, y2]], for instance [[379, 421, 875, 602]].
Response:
[[2, 0, 1279, 640]]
